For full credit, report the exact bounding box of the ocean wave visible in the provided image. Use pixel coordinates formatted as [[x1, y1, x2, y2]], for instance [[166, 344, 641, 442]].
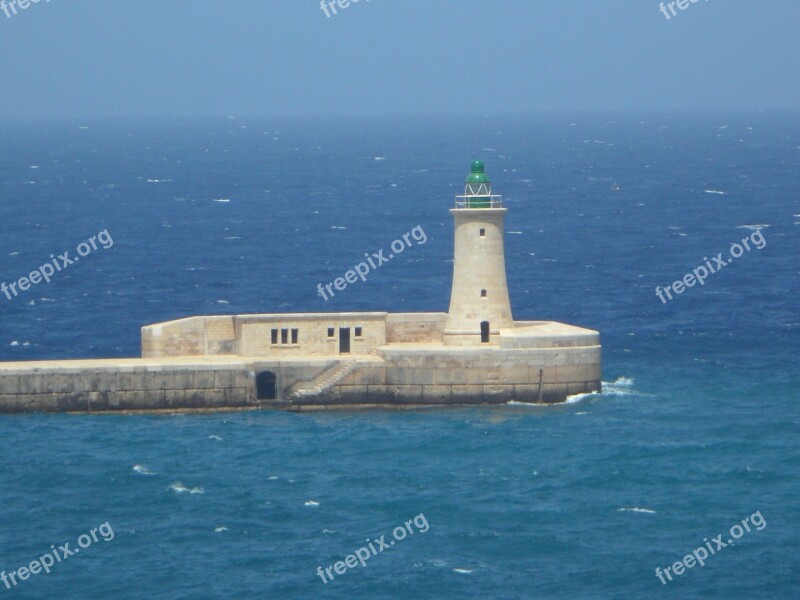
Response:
[[736, 224, 770, 230], [600, 377, 637, 396], [133, 464, 156, 476], [304, 500, 320, 507], [169, 482, 204, 495], [617, 507, 656, 514]]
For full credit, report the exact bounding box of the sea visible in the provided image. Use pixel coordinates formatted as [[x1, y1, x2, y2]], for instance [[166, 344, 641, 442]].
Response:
[[0, 112, 797, 599]]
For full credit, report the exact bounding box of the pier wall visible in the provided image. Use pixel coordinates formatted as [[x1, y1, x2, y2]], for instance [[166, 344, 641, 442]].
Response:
[[0, 340, 601, 413]]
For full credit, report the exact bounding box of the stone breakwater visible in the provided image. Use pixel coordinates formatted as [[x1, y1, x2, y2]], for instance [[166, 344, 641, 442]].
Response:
[[0, 343, 601, 413]]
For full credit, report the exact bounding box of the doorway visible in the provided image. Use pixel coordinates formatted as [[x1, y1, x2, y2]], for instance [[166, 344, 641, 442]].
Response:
[[256, 371, 277, 400], [339, 328, 351, 354], [480, 321, 490, 343]]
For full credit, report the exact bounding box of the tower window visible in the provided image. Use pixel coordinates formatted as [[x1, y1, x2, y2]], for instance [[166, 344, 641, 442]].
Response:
[[479, 228, 486, 237], [355, 327, 363, 338], [291, 329, 299, 344], [481, 289, 487, 297], [281, 329, 288, 344], [327, 327, 335, 338], [271, 329, 278, 344]]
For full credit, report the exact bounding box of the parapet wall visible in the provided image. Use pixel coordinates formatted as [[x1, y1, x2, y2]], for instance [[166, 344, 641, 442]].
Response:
[[0, 358, 254, 413], [385, 313, 448, 343], [142, 316, 236, 358]]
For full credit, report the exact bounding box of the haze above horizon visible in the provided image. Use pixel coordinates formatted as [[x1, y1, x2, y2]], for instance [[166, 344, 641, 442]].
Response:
[[0, 0, 797, 119]]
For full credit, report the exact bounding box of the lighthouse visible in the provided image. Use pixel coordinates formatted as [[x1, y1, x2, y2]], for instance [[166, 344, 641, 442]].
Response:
[[443, 161, 514, 346]]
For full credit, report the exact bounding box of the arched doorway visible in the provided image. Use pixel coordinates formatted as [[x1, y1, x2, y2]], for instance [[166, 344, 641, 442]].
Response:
[[256, 371, 277, 400], [480, 321, 490, 343]]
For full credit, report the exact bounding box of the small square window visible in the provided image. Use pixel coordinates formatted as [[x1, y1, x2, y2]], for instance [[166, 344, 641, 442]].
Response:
[[281, 329, 288, 344], [271, 329, 278, 344], [355, 327, 363, 338], [327, 327, 335, 338], [481, 289, 487, 297], [291, 329, 299, 344], [479, 228, 486, 237]]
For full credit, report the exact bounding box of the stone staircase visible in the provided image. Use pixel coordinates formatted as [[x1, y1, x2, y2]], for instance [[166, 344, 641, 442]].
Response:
[[288, 361, 360, 400]]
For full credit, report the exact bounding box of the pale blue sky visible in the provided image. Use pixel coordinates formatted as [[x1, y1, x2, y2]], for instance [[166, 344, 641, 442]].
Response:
[[0, 0, 798, 117]]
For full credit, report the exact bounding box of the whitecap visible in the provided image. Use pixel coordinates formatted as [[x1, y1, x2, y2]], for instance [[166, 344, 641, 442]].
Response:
[[267, 476, 278, 480], [453, 568, 473, 574], [599, 377, 636, 397], [322, 529, 336, 534], [564, 391, 598, 403], [9, 252, 19, 256], [224, 236, 242, 240], [212, 198, 231, 203], [133, 464, 156, 476], [704, 190, 726, 195], [617, 507, 656, 514], [170, 482, 204, 495], [304, 500, 320, 507], [209, 434, 223, 441], [736, 224, 770, 230], [214, 527, 228, 533], [331, 226, 347, 230], [508, 231, 523, 234], [9, 341, 19, 347], [216, 300, 229, 305], [373, 156, 387, 161]]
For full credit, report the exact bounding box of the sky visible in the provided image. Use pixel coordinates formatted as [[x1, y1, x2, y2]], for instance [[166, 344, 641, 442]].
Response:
[[0, 0, 798, 118]]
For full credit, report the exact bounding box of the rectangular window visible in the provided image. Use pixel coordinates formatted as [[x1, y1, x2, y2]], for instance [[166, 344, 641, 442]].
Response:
[[354, 327, 363, 338], [327, 327, 335, 338], [271, 329, 278, 344], [291, 328, 298, 344], [281, 329, 288, 344]]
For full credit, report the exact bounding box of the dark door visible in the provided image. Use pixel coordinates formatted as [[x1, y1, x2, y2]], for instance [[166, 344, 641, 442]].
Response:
[[480, 321, 490, 343], [256, 371, 277, 400], [339, 328, 351, 354]]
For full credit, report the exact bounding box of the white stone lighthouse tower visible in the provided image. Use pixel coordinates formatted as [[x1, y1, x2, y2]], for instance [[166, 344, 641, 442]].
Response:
[[443, 161, 513, 346]]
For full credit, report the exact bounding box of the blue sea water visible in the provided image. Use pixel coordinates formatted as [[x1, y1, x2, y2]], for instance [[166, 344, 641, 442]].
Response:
[[0, 112, 798, 599]]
